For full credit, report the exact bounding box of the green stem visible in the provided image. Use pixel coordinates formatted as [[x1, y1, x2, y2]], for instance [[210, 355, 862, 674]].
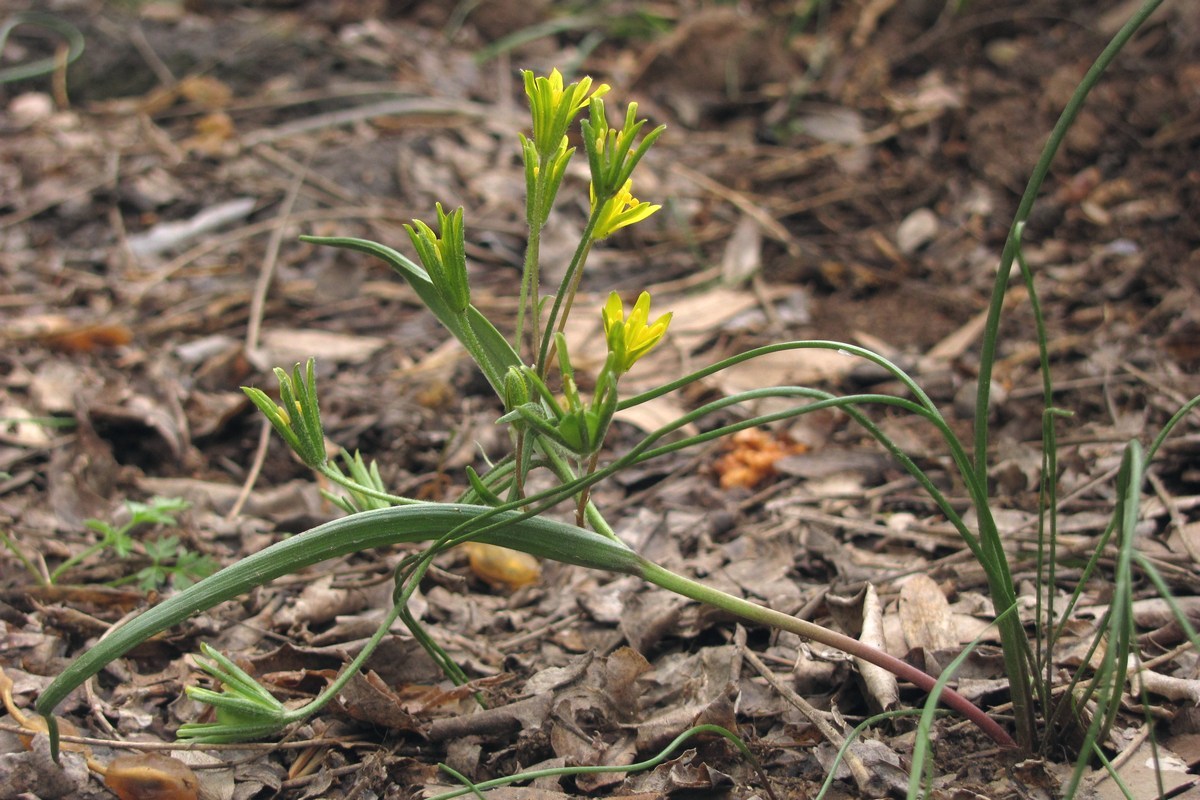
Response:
[[431, 724, 772, 800], [618, 340, 937, 412], [552, 238, 594, 338], [458, 453, 518, 506], [537, 437, 622, 542], [517, 157, 550, 362], [1145, 394, 1200, 463], [576, 450, 601, 527], [279, 599, 407, 725], [48, 541, 107, 584], [318, 463, 419, 507], [973, 0, 1164, 483], [455, 309, 504, 393], [535, 206, 605, 377], [398, 603, 486, 709], [510, 429, 527, 501], [450, 388, 975, 569], [1137, 554, 1200, 650], [36, 501, 1013, 753], [909, 602, 1020, 796], [815, 709, 937, 800]]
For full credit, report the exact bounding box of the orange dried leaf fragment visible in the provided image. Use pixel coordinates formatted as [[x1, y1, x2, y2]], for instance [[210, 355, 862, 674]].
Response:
[[714, 428, 806, 490], [44, 321, 135, 352]]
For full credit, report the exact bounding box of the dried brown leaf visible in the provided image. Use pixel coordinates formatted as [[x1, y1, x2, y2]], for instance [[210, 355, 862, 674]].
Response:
[[274, 575, 376, 630], [1090, 740, 1194, 800], [427, 694, 552, 742], [605, 646, 652, 715], [720, 214, 763, 285], [336, 670, 426, 733]]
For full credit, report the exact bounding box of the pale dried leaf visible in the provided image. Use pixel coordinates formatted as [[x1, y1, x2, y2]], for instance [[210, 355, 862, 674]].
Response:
[[173, 750, 234, 800], [640, 287, 763, 355], [1081, 596, 1200, 629], [29, 361, 80, 415], [614, 394, 691, 436], [128, 197, 256, 257], [898, 574, 957, 652], [138, 475, 324, 520], [524, 652, 594, 696], [257, 328, 387, 366], [793, 105, 866, 144], [720, 214, 763, 285], [274, 575, 376, 629], [921, 305, 992, 364], [895, 207, 939, 255], [0, 404, 54, 446], [716, 348, 858, 397], [856, 584, 900, 712], [1091, 739, 1194, 800], [0, 732, 91, 799], [1174, 520, 1200, 566]]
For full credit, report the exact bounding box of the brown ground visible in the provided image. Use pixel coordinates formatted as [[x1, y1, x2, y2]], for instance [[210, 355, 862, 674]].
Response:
[[2, 1, 1199, 798]]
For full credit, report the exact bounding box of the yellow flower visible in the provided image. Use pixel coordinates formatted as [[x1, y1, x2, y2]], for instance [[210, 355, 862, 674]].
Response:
[[546, 67, 606, 118], [591, 179, 661, 240], [602, 291, 672, 373], [523, 69, 609, 159]]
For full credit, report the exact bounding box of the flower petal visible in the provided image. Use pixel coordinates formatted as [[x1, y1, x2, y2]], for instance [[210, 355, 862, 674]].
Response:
[[599, 292, 671, 374]]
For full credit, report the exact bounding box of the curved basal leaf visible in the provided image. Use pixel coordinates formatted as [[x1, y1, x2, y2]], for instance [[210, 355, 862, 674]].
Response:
[[37, 504, 643, 719]]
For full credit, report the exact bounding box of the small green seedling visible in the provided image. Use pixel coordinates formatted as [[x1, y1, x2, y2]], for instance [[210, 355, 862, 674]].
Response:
[[118, 534, 219, 592], [49, 497, 215, 589]]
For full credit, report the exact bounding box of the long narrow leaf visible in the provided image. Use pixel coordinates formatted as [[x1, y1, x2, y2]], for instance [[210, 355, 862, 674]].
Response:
[[37, 504, 642, 720]]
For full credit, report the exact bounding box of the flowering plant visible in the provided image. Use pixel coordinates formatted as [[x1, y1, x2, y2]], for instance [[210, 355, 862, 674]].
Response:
[[37, 69, 1024, 765]]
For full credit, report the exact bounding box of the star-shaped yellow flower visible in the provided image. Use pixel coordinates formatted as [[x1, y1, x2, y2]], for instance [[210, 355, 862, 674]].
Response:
[[602, 291, 672, 374], [591, 179, 661, 240]]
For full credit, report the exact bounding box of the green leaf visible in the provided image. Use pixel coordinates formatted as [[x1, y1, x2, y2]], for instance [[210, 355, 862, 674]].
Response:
[[134, 566, 167, 592], [301, 236, 520, 397], [36, 503, 645, 724], [143, 535, 179, 562], [127, 497, 190, 527]]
